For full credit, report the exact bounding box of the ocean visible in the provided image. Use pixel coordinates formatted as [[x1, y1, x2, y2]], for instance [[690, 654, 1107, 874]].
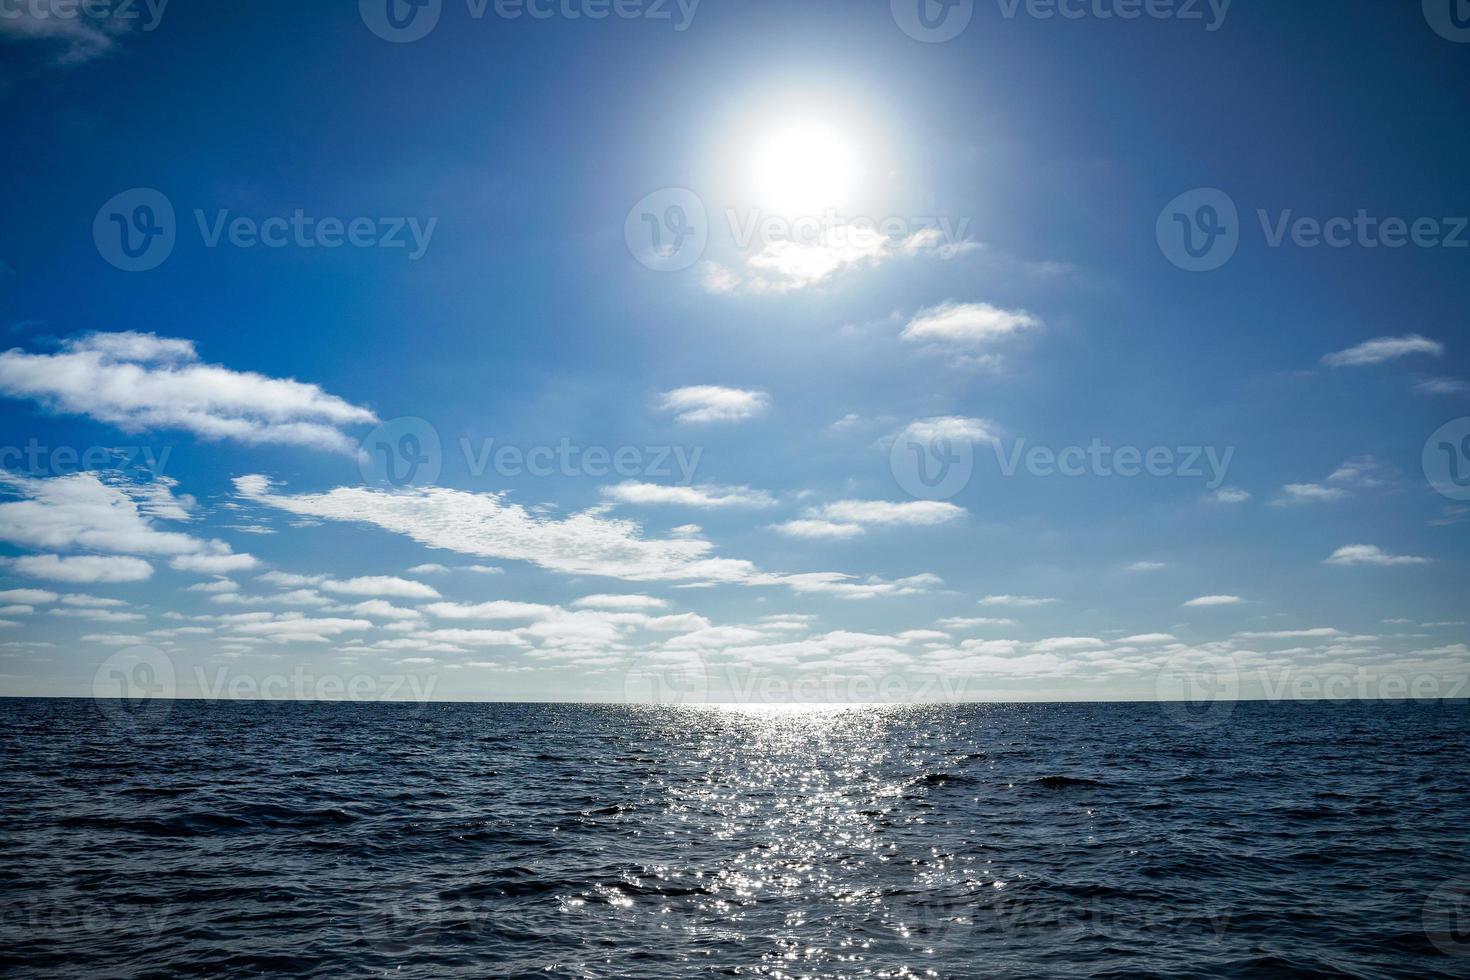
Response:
[[2, 698, 1468, 978]]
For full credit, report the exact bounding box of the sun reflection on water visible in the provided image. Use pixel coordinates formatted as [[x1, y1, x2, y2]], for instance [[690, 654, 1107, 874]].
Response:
[[559, 703, 993, 977]]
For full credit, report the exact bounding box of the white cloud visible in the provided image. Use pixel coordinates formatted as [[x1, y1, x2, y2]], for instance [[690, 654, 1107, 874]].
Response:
[[186, 579, 239, 594], [601, 482, 776, 509], [236, 476, 934, 601], [894, 416, 1001, 445], [48, 606, 142, 623], [1327, 457, 1392, 488], [1206, 488, 1251, 504], [211, 589, 330, 608], [1273, 483, 1347, 505], [572, 594, 668, 611], [901, 302, 1042, 348], [423, 600, 556, 621], [702, 262, 743, 294], [10, 554, 153, 583], [255, 571, 319, 588], [1236, 628, 1344, 639], [231, 615, 373, 644], [1322, 334, 1443, 368], [770, 519, 865, 540], [0, 472, 227, 557], [319, 576, 441, 599], [0, 473, 251, 583], [1324, 544, 1430, 567], [774, 500, 965, 539], [659, 386, 770, 425], [702, 224, 977, 294], [1124, 561, 1168, 572], [0, 0, 133, 65], [936, 616, 1016, 628], [1183, 595, 1243, 607], [1415, 378, 1469, 396], [0, 332, 377, 453], [0, 589, 59, 605], [1273, 456, 1392, 506], [349, 600, 424, 621], [814, 500, 965, 527], [1031, 636, 1105, 653], [81, 633, 149, 646], [170, 553, 260, 574], [767, 571, 945, 601], [979, 595, 1056, 608]]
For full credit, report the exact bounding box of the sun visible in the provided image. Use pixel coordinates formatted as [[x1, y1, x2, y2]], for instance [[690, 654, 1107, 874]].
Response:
[[749, 120, 863, 217]]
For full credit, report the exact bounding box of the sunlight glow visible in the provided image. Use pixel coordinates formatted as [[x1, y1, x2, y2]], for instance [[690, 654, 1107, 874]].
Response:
[[749, 120, 863, 216]]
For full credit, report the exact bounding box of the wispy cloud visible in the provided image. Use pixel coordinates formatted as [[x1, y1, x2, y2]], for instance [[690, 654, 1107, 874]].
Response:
[[234, 476, 939, 601], [769, 519, 867, 540], [1324, 544, 1430, 567], [900, 302, 1041, 369], [1271, 457, 1392, 506], [0, 472, 251, 572], [1205, 488, 1251, 504], [1236, 627, 1346, 639], [0, 589, 60, 605], [1183, 595, 1243, 607], [1273, 483, 1347, 505], [901, 302, 1041, 346], [659, 386, 769, 425], [572, 594, 669, 611], [1415, 377, 1469, 396], [248, 571, 441, 599], [937, 616, 1016, 629], [1031, 636, 1105, 653], [703, 225, 977, 294], [893, 416, 1001, 445], [818, 500, 965, 526], [979, 595, 1056, 608], [8, 554, 153, 583], [0, 332, 377, 453], [320, 576, 441, 599], [0, 0, 136, 65], [1322, 334, 1443, 368], [169, 553, 260, 574], [771, 499, 965, 540], [602, 482, 776, 509]]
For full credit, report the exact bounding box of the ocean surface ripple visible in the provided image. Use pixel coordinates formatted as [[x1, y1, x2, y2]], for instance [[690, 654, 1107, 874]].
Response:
[[2, 699, 1468, 978]]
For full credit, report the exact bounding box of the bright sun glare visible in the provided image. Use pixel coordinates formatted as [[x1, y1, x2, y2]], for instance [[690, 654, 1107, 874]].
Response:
[[749, 121, 862, 216]]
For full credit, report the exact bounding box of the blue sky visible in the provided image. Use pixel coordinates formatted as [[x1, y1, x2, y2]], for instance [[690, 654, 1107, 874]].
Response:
[[0, 0, 1467, 702]]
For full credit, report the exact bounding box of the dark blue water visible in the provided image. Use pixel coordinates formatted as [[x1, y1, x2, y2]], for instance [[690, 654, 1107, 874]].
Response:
[[2, 699, 1468, 978]]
